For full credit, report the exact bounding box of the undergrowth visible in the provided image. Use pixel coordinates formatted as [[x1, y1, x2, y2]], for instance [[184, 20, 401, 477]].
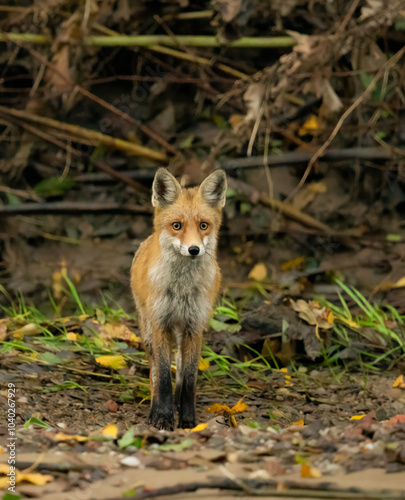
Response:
[[1, 277, 404, 399]]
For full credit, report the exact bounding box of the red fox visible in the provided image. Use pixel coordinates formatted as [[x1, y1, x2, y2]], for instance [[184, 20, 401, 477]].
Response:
[[131, 168, 227, 430]]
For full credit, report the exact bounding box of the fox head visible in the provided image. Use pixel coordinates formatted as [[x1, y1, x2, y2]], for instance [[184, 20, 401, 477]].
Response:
[[152, 168, 227, 258]]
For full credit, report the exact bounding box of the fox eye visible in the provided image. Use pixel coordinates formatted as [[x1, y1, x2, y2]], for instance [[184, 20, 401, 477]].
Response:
[[200, 222, 209, 230], [172, 222, 182, 230]]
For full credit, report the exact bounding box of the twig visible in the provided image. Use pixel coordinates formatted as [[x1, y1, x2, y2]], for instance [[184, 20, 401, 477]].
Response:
[[0, 105, 167, 162], [15, 461, 99, 472], [0, 202, 152, 215]]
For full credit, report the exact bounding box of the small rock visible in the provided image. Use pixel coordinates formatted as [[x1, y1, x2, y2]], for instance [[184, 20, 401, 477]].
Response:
[[105, 400, 119, 413], [121, 455, 141, 467]]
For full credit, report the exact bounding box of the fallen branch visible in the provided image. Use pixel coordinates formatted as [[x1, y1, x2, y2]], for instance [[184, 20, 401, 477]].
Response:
[[106, 476, 405, 500], [220, 147, 395, 169], [259, 194, 331, 233], [92, 24, 249, 80], [6, 116, 150, 194], [0, 202, 152, 216], [0, 105, 167, 163], [0, 32, 295, 48]]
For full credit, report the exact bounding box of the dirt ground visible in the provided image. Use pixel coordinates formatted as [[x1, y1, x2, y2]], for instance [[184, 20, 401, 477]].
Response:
[[1, 344, 405, 499]]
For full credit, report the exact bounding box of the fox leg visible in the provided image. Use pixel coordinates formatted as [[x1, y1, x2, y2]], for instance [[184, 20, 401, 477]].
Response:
[[174, 348, 183, 410], [178, 331, 203, 429], [148, 328, 174, 430]]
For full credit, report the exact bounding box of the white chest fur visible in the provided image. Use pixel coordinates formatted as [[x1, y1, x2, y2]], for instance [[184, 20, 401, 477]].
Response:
[[148, 248, 216, 334]]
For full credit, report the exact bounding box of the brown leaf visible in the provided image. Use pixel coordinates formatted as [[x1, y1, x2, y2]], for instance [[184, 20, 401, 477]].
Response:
[[45, 45, 73, 93]]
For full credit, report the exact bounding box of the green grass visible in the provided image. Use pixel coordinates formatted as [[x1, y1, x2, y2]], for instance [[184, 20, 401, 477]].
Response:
[[1, 277, 404, 402], [318, 279, 405, 371]]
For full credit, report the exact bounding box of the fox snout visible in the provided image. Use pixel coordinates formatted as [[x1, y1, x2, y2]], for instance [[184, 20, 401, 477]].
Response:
[[188, 246, 200, 256], [176, 238, 206, 258]]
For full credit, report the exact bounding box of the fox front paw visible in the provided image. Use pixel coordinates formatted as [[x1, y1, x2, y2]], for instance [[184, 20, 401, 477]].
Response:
[[148, 407, 174, 431], [178, 417, 196, 429]]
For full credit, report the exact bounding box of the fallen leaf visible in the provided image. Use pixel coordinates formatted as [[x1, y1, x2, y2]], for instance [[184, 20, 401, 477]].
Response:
[[350, 415, 366, 420], [393, 375, 405, 389], [281, 256, 305, 271], [102, 424, 118, 439], [395, 277, 405, 287], [290, 299, 333, 339], [12, 323, 42, 339], [0, 464, 53, 488], [387, 414, 405, 426], [185, 423, 209, 432], [293, 419, 304, 426], [231, 399, 248, 412], [0, 323, 7, 341], [198, 358, 210, 370], [301, 464, 322, 478], [95, 355, 127, 370], [207, 398, 248, 415], [248, 263, 267, 281], [298, 115, 319, 136], [54, 432, 88, 443], [66, 332, 77, 341]]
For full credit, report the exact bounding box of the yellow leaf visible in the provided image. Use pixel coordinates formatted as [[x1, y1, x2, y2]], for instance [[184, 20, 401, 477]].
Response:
[[12, 323, 41, 339], [95, 355, 127, 370], [298, 114, 319, 136], [301, 464, 311, 477], [130, 333, 142, 343], [248, 263, 267, 281], [395, 277, 405, 288], [350, 415, 366, 420], [207, 403, 232, 413], [78, 314, 90, 321], [59, 317, 71, 323], [281, 256, 305, 271], [393, 375, 405, 388], [18, 472, 54, 486], [229, 414, 238, 428], [293, 419, 304, 426], [231, 398, 248, 413], [0, 465, 53, 486], [301, 463, 321, 478], [54, 432, 88, 442], [185, 423, 209, 432], [207, 398, 248, 415], [0, 464, 10, 473], [66, 332, 77, 341], [102, 424, 118, 438], [327, 311, 334, 324], [198, 358, 210, 371]]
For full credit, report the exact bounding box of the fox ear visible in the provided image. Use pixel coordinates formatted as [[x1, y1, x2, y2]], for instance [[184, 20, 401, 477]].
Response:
[[152, 168, 182, 208], [199, 170, 227, 208]]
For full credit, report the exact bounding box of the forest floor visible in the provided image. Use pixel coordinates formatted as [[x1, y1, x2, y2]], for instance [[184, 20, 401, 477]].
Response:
[[1, 265, 405, 499]]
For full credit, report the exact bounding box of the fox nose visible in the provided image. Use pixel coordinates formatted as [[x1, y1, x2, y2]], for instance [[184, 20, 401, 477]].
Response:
[[188, 246, 200, 256]]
